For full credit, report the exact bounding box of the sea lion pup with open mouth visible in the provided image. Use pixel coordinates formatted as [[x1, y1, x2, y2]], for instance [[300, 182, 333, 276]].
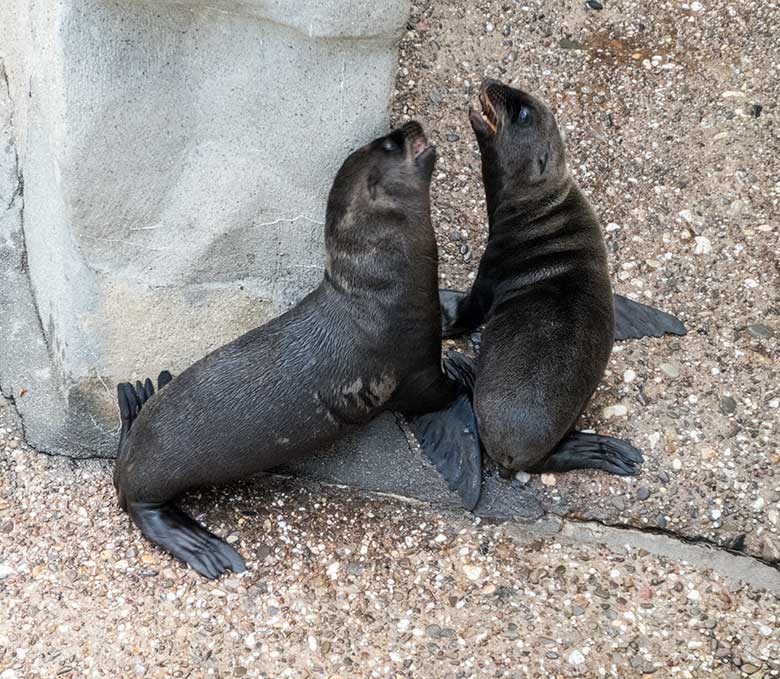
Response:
[[113, 122, 478, 579], [426, 79, 687, 491]]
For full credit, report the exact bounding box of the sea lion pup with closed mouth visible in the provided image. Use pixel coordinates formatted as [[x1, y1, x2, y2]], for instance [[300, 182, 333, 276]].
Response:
[[425, 79, 687, 491], [113, 121, 479, 579]]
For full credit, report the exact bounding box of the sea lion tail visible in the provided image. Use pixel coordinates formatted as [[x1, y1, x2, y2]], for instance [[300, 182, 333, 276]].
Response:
[[116, 370, 173, 448]]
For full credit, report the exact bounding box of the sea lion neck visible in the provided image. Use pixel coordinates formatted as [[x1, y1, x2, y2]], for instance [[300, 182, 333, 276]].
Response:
[[485, 172, 575, 237]]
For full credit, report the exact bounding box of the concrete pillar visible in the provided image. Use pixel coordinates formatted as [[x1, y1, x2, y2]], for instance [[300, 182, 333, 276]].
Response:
[[0, 0, 409, 457]]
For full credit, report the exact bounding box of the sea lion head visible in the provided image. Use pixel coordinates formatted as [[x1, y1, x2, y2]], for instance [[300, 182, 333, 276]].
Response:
[[326, 121, 437, 226], [470, 79, 567, 204], [324, 122, 438, 288]]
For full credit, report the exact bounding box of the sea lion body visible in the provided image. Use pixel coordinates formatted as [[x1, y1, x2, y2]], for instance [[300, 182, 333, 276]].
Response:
[[468, 181, 615, 470], [114, 122, 477, 577], [437, 80, 658, 478]]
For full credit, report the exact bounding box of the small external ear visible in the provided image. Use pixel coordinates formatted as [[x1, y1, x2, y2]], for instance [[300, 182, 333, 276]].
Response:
[[367, 169, 380, 200], [538, 150, 549, 176]]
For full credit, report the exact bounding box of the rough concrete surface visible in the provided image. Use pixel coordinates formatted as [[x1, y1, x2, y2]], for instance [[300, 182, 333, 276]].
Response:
[[2, 0, 780, 677], [0, 0, 409, 456]]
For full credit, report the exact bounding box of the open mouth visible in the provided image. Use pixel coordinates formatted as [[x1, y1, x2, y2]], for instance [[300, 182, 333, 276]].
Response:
[[401, 120, 431, 158], [478, 89, 498, 133]]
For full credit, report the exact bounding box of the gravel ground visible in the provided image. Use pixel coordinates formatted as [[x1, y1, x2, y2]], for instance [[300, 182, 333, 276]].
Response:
[[389, 0, 779, 562], [2, 1, 780, 677], [1, 401, 779, 679]]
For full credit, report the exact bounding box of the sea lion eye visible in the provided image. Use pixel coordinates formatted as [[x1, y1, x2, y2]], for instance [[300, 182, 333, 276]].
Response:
[[382, 138, 400, 153], [517, 106, 531, 126]]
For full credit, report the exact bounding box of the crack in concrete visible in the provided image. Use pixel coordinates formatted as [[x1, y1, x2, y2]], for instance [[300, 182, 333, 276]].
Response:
[[562, 512, 780, 572]]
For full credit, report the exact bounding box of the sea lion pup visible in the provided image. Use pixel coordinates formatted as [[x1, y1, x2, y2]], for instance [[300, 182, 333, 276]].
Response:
[[113, 122, 479, 579], [426, 79, 685, 491]]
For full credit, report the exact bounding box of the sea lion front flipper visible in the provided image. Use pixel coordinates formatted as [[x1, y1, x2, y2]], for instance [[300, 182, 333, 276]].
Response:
[[530, 431, 644, 476], [127, 501, 246, 580], [409, 394, 482, 511], [439, 289, 469, 338], [613, 294, 687, 340], [407, 352, 482, 511]]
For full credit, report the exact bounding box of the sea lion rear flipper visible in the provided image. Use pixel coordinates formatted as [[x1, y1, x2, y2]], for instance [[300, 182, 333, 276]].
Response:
[[613, 294, 687, 341], [408, 352, 482, 511], [530, 431, 644, 476], [127, 501, 246, 580], [409, 394, 482, 511]]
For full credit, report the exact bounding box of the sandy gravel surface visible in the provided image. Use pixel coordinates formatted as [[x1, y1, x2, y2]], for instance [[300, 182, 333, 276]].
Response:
[[390, 0, 780, 562], [1, 399, 779, 679], [2, 1, 780, 677]]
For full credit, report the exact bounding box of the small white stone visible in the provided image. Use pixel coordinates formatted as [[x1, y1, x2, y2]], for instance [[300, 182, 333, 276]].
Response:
[[690, 1, 704, 11], [693, 236, 712, 255], [623, 369, 637, 383], [672, 458, 682, 471], [397, 618, 410, 632], [326, 561, 340, 579], [244, 633, 256, 650], [1, 670, 19, 679], [308, 636, 317, 651], [760, 625, 772, 636], [711, 509, 722, 520], [602, 404, 628, 419], [687, 589, 701, 601], [721, 90, 746, 98], [0, 565, 14, 580], [514, 470, 531, 483], [769, 398, 779, 409], [606, 222, 620, 232], [752, 497, 765, 511], [648, 432, 661, 449], [463, 564, 483, 581], [389, 651, 403, 662], [678, 209, 694, 223], [541, 473, 557, 487], [568, 650, 586, 666]]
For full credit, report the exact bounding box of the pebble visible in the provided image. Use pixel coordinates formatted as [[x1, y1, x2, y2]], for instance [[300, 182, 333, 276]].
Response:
[[751, 103, 763, 117], [429, 90, 443, 105], [656, 515, 668, 529], [0, 564, 14, 579], [660, 362, 680, 378], [623, 369, 637, 383], [445, 133, 460, 142], [541, 474, 557, 487], [568, 649, 586, 666], [658, 471, 670, 484], [426, 624, 441, 638], [719, 396, 737, 414], [602, 404, 628, 419], [514, 470, 531, 483], [693, 236, 712, 255], [0, 671, 18, 679], [690, 0, 704, 10], [611, 496, 626, 511], [747, 323, 774, 339], [462, 564, 483, 581], [637, 487, 651, 501], [672, 458, 683, 471]]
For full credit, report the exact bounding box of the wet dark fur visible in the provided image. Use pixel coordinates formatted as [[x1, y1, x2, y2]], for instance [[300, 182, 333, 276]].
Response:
[[454, 81, 628, 471], [113, 123, 469, 577]]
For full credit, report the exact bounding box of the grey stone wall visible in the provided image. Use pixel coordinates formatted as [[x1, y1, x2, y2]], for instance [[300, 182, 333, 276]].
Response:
[[0, 0, 410, 457]]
